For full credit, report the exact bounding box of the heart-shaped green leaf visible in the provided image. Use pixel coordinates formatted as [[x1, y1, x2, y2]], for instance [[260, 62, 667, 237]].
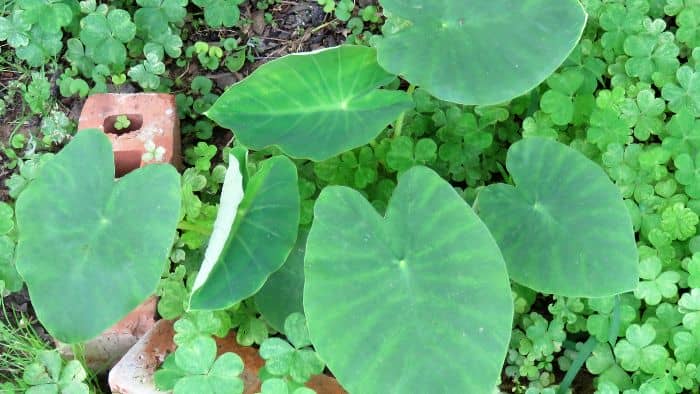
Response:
[[477, 137, 638, 297], [206, 45, 413, 161], [304, 166, 513, 393], [189, 156, 300, 310], [254, 230, 307, 333], [15, 130, 181, 343], [374, 0, 587, 105]]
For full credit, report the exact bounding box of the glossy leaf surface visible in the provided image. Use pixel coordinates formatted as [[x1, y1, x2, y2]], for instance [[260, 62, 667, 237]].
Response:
[[374, 0, 587, 104], [15, 130, 181, 343], [304, 166, 512, 393], [206, 45, 413, 161], [254, 230, 307, 333], [190, 156, 300, 310], [477, 137, 639, 297]]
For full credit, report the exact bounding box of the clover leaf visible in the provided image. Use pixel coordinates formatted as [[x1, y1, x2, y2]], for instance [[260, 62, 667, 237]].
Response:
[[385, 136, 437, 173], [672, 327, 700, 364], [677, 6, 700, 49], [230, 301, 269, 346], [674, 153, 700, 198], [660, 203, 698, 240], [0, 232, 21, 293], [156, 265, 188, 320], [79, 9, 136, 69], [173, 311, 232, 348], [687, 253, 700, 288], [662, 65, 700, 115], [634, 251, 681, 305], [586, 342, 633, 390], [259, 314, 324, 384], [679, 289, 700, 331], [523, 313, 566, 359], [19, 0, 73, 32], [155, 345, 244, 394], [135, 0, 187, 35], [663, 110, 700, 156], [539, 70, 584, 126], [623, 23, 679, 84], [258, 378, 315, 394], [147, 27, 184, 58], [128, 52, 165, 90], [619, 89, 665, 141], [587, 107, 633, 149], [0, 11, 31, 48], [193, 0, 244, 27], [587, 295, 638, 344], [23, 350, 89, 394], [614, 323, 668, 374], [15, 26, 64, 67]]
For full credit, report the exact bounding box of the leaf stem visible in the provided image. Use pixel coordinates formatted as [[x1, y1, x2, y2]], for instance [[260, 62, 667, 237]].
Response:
[[557, 336, 598, 394], [393, 84, 416, 138]]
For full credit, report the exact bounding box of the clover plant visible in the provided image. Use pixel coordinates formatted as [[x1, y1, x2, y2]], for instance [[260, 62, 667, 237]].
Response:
[[22, 350, 89, 394], [154, 311, 244, 394]]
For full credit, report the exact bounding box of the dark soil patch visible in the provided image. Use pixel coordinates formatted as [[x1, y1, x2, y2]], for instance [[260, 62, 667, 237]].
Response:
[[1, 287, 53, 345]]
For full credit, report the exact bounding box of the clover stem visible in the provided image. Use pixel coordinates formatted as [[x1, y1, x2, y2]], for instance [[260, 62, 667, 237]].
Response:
[[393, 84, 416, 138], [70, 342, 101, 388], [177, 221, 212, 236], [557, 336, 598, 394]]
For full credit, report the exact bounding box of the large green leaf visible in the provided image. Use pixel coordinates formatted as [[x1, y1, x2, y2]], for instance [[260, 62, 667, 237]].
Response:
[[304, 166, 512, 393], [189, 156, 300, 310], [205, 45, 413, 161], [476, 137, 638, 297], [15, 130, 181, 343], [254, 230, 307, 333], [374, 0, 587, 105]]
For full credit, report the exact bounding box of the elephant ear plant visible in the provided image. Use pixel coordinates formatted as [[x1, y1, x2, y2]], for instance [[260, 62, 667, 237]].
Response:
[[15, 130, 181, 343], [203, 0, 636, 392], [9, 0, 638, 392]]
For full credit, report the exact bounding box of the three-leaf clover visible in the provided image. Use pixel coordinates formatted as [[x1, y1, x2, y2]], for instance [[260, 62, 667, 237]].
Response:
[[687, 253, 700, 288], [193, 0, 245, 27], [142, 140, 167, 163], [385, 136, 437, 173], [128, 52, 166, 90], [676, 6, 700, 49], [230, 301, 269, 346], [23, 350, 89, 394], [674, 153, 700, 198], [634, 252, 681, 305], [156, 264, 188, 320], [614, 323, 668, 374], [79, 9, 136, 69], [586, 342, 632, 390], [662, 66, 700, 115], [663, 110, 700, 156], [114, 115, 131, 131], [259, 313, 325, 384], [660, 203, 698, 241], [679, 289, 700, 330], [539, 70, 585, 125], [154, 346, 244, 394], [134, 0, 187, 36], [623, 23, 679, 84]]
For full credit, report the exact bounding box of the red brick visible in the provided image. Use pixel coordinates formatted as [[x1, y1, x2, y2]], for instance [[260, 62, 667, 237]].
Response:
[[78, 93, 182, 177]]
